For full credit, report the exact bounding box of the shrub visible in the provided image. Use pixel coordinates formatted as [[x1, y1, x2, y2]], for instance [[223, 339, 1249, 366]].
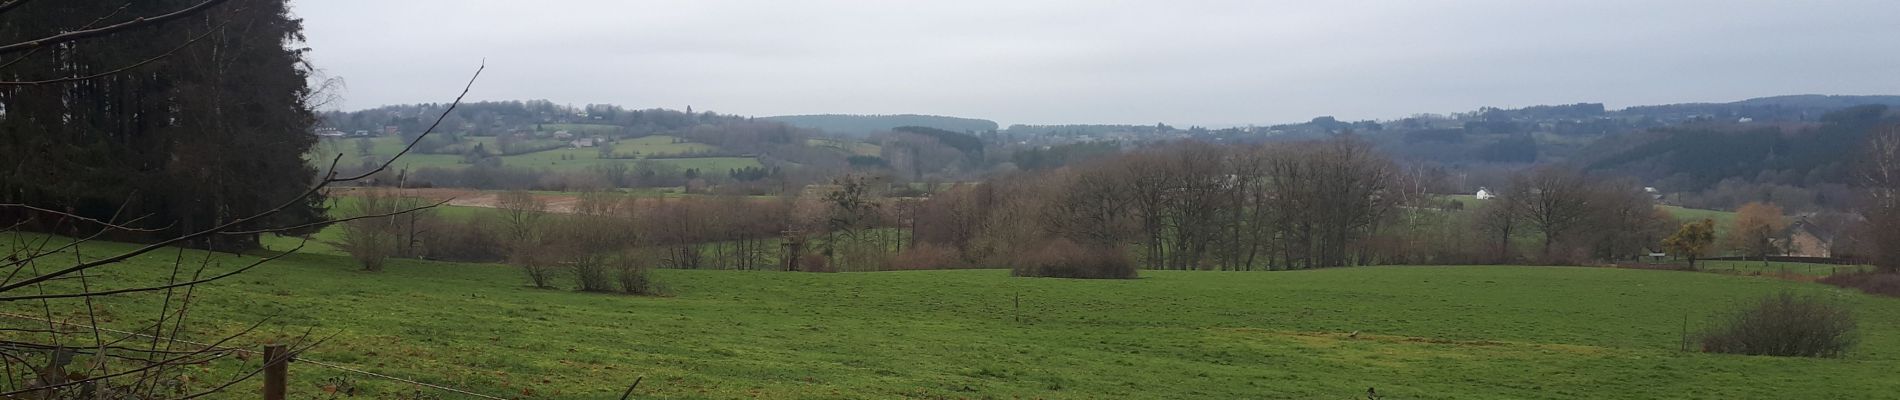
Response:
[[419, 219, 506, 262], [522, 262, 558, 289], [797, 253, 833, 273], [1698, 291, 1857, 358], [1011, 239, 1137, 279], [570, 255, 614, 293], [512, 249, 559, 289], [1819, 272, 1900, 297], [884, 243, 963, 270], [613, 254, 665, 296], [336, 190, 402, 271]]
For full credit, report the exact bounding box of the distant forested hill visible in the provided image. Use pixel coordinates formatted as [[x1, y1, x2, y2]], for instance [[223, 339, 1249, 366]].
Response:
[[1574, 105, 1894, 189], [761, 114, 998, 136]]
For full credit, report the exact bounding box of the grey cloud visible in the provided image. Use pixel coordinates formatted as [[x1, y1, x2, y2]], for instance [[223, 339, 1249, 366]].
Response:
[[295, 0, 1900, 126]]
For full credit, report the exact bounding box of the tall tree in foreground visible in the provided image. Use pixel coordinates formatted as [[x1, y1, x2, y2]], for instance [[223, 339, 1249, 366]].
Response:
[[0, 0, 486, 393], [0, 0, 326, 250], [1727, 202, 1788, 267]]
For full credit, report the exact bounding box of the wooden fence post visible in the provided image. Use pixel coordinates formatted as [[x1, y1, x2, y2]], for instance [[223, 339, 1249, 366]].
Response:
[[263, 344, 288, 400]]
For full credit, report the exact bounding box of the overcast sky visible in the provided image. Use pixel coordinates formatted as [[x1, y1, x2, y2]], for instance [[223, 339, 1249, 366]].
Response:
[[295, 0, 1900, 126]]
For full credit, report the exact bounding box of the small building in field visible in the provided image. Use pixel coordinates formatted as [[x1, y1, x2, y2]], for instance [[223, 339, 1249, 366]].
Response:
[[1474, 187, 1496, 200], [570, 138, 596, 148]]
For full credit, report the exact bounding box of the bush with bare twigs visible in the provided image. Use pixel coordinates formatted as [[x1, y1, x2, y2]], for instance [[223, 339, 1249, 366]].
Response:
[[1011, 239, 1138, 279], [336, 189, 404, 271], [614, 251, 666, 295], [1819, 272, 1900, 297], [884, 243, 964, 270], [571, 254, 615, 293], [798, 253, 834, 273], [512, 248, 560, 289], [418, 218, 506, 262], [1699, 291, 1858, 357]]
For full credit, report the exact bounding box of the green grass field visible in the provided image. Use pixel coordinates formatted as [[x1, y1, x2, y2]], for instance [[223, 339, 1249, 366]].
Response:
[[6, 233, 1899, 399], [315, 135, 759, 174]]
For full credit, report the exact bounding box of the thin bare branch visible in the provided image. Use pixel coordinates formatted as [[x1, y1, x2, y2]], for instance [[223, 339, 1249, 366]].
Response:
[[0, 315, 272, 397], [0, 0, 27, 15], [332, 61, 484, 182], [218, 197, 453, 235], [0, 1, 130, 72], [0, 204, 165, 233], [0, 0, 231, 55], [0, 20, 226, 85], [0, 238, 305, 301]]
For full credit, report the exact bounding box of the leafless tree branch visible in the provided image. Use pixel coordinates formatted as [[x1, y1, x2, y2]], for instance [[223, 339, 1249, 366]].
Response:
[[0, 20, 226, 85], [0, 238, 304, 301], [0, 0, 231, 55]]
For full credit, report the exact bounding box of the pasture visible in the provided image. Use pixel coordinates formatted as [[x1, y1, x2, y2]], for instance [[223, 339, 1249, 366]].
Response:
[[5, 234, 1898, 399]]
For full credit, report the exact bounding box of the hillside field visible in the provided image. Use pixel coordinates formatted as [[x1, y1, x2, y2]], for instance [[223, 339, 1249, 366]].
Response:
[[314, 135, 760, 173], [4, 235, 1898, 399]]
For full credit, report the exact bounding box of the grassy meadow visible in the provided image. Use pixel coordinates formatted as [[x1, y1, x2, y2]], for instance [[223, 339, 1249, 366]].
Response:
[[5, 233, 1899, 399]]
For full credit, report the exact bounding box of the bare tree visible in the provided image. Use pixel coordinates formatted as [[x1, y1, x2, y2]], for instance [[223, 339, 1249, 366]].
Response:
[[1858, 124, 1900, 272], [1727, 202, 1789, 267], [1507, 166, 1598, 262], [1472, 195, 1521, 263], [495, 190, 556, 287], [1041, 164, 1133, 250], [338, 189, 402, 271]]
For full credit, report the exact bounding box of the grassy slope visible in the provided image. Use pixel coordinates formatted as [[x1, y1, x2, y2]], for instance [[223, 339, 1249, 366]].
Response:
[[807, 138, 881, 156], [315, 135, 760, 173], [4, 235, 1898, 399]]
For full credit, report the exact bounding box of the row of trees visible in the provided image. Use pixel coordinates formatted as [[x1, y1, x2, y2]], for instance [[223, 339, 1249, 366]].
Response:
[[913, 136, 1416, 272], [1471, 167, 1676, 264], [340, 121, 1900, 280], [334, 178, 931, 287]]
